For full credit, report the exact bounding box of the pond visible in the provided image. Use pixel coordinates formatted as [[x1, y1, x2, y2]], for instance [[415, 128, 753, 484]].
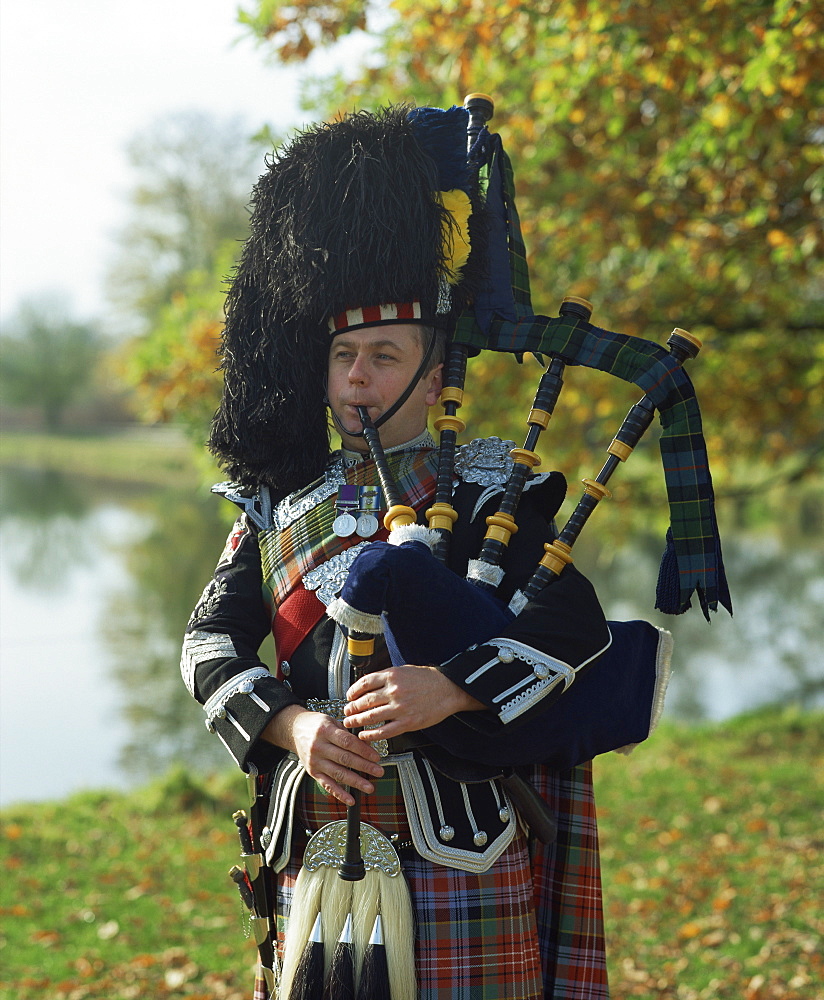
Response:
[[1, 464, 822, 806]]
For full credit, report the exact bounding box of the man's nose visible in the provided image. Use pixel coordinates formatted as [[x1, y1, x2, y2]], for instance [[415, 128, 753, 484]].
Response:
[[348, 355, 369, 384]]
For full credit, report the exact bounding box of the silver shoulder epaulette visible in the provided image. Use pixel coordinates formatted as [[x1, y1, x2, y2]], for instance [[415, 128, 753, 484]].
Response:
[[454, 437, 515, 486], [211, 482, 270, 530], [271, 462, 347, 531]]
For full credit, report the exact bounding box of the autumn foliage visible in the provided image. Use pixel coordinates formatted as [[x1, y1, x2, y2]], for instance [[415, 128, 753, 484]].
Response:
[[130, 0, 822, 494]]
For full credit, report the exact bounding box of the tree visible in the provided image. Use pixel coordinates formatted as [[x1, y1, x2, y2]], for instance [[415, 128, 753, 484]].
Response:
[[0, 293, 101, 430], [238, 0, 822, 326], [107, 111, 265, 332], [112, 113, 279, 438], [116, 242, 235, 435], [231, 0, 823, 487]]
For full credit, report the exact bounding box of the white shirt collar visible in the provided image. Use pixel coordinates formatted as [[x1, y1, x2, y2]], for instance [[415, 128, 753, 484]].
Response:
[[340, 428, 435, 466]]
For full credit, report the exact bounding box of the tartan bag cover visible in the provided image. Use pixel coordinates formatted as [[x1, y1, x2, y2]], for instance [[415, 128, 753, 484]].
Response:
[[454, 133, 731, 621]]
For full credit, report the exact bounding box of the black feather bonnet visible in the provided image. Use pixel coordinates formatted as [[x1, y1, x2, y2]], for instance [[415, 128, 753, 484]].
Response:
[[209, 104, 486, 494]]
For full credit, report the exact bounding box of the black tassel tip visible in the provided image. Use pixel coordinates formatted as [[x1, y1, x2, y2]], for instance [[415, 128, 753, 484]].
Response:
[[356, 915, 391, 1000], [289, 912, 325, 1000], [322, 914, 355, 1000]]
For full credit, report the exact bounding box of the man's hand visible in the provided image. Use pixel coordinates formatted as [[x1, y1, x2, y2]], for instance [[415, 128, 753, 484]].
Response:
[[262, 705, 384, 807], [343, 665, 485, 741]]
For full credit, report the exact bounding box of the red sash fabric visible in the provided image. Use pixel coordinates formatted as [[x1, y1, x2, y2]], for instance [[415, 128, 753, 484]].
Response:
[[271, 583, 327, 673]]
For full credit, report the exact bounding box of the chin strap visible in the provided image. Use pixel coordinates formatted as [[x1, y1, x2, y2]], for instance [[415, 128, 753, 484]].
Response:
[[327, 328, 439, 438]]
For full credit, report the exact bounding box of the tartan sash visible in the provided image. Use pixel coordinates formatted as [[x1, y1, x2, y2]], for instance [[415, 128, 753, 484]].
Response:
[[260, 448, 439, 656], [454, 134, 731, 620]]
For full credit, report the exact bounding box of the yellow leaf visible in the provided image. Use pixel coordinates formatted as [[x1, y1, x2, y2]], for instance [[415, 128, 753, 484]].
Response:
[[704, 96, 731, 129], [767, 229, 792, 248]]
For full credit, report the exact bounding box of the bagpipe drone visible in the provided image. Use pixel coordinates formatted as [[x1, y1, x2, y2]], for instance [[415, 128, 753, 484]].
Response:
[[220, 95, 732, 1000]]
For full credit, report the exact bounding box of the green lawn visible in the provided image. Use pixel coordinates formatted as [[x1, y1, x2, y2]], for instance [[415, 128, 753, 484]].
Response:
[[0, 428, 218, 489], [595, 708, 822, 999], [1, 709, 820, 999]]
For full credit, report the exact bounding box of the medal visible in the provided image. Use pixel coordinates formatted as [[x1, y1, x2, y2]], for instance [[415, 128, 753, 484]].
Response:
[[356, 485, 382, 537], [334, 484, 383, 539], [333, 513, 358, 537], [356, 513, 379, 537], [333, 485, 360, 537]]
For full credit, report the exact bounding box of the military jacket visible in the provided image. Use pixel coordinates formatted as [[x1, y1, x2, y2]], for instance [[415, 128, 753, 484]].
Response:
[[181, 436, 665, 871]]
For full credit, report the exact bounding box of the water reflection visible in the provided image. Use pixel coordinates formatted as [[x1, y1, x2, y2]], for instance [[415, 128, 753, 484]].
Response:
[[0, 467, 93, 590], [0, 466, 233, 804], [574, 523, 824, 722], [100, 488, 239, 779], [0, 464, 821, 805]]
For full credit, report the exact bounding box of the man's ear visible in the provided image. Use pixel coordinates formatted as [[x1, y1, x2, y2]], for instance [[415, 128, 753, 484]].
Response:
[[425, 363, 443, 407]]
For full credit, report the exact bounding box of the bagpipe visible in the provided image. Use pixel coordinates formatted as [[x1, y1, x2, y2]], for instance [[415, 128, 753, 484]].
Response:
[[229, 93, 732, 1000], [323, 92, 730, 771]]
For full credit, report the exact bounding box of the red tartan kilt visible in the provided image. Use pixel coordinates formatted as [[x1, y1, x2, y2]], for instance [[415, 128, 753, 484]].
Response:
[[268, 764, 608, 999], [276, 770, 544, 1000]]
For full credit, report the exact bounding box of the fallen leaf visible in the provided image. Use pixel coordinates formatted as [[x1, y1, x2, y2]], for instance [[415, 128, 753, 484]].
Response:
[[32, 928, 60, 946]]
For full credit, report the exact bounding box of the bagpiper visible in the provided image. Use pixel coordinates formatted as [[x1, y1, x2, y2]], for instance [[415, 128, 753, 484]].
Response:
[[182, 98, 730, 1000]]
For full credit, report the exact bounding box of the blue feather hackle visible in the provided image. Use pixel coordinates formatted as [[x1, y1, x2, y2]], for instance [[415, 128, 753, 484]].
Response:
[[408, 105, 471, 193]]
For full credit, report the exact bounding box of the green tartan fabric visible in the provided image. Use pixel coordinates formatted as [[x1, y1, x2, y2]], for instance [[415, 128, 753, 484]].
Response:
[[501, 150, 533, 316], [453, 137, 730, 619], [259, 448, 439, 609]]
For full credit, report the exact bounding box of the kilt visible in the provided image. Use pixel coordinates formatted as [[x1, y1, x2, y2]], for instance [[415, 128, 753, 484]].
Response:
[[265, 761, 608, 999], [527, 761, 609, 999]]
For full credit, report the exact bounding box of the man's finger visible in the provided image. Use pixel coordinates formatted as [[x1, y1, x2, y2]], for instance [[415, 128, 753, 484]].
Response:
[[346, 670, 387, 700], [329, 726, 383, 764], [332, 746, 384, 777]]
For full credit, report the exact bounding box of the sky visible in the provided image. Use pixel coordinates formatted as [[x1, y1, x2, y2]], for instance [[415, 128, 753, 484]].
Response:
[[0, 0, 356, 325]]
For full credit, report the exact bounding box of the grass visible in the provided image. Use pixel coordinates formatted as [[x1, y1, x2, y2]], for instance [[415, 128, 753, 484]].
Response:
[[595, 708, 823, 999], [0, 768, 251, 1000], [0, 709, 821, 999], [0, 427, 219, 490]]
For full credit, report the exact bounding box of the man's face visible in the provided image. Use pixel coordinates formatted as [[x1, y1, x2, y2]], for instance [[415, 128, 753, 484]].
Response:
[[327, 324, 443, 451]]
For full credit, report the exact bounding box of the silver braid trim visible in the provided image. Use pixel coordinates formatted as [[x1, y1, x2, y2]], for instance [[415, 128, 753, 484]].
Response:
[[180, 630, 238, 697], [204, 666, 272, 722], [225, 710, 251, 741]]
